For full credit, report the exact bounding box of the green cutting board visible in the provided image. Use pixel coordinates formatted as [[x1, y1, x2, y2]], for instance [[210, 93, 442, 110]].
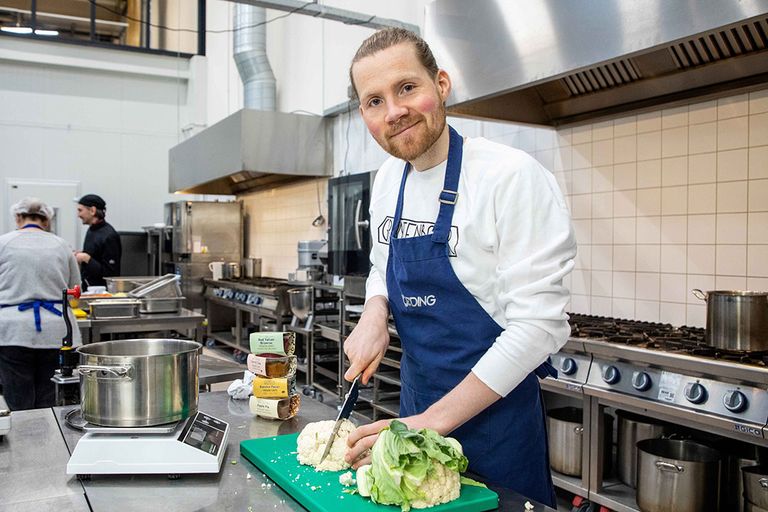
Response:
[[240, 434, 499, 512]]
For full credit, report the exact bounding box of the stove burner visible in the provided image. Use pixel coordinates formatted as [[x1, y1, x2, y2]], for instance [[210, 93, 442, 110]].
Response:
[[568, 313, 766, 367]]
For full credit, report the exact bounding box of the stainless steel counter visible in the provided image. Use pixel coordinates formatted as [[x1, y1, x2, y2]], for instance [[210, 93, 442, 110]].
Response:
[[198, 355, 245, 386], [0, 392, 550, 511], [77, 308, 204, 343]]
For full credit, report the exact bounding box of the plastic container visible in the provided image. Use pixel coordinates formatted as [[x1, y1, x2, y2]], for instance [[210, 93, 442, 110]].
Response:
[[247, 354, 297, 378]]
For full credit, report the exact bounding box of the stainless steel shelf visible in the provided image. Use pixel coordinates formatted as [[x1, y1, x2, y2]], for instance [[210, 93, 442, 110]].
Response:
[[316, 322, 341, 342], [380, 357, 401, 370], [358, 388, 375, 404], [208, 331, 246, 351], [550, 470, 588, 497], [374, 371, 401, 387], [314, 365, 339, 381], [372, 399, 400, 418], [589, 479, 640, 512]]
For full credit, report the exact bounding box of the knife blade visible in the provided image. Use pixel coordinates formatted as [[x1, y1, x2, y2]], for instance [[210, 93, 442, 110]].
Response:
[[318, 374, 361, 464]]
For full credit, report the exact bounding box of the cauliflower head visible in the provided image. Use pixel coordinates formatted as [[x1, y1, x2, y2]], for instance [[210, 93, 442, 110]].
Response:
[[296, 419, 355, 471]]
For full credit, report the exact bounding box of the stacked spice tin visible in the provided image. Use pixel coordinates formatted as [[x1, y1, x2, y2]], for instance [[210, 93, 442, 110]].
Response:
[[246, 332, 301, 420]]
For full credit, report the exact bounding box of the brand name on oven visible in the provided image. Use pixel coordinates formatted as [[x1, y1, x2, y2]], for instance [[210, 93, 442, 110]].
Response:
[[402, 294, 437, 307], [733, 423, 763, 437]]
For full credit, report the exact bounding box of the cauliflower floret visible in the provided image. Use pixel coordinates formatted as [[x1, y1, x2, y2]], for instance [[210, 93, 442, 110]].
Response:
[[408, 462, 460, 509], [339, 471, 356, 487], [296, 419, 355, 471]]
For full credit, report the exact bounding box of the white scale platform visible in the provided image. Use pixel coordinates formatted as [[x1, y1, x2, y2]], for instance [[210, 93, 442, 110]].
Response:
[[66, 411, 229, 476]]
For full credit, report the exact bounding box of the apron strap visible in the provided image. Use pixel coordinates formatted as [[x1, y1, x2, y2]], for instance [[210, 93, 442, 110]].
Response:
[[534, 357, 558, 380], [391, 125, 464, 244], [1, 300, 63, 332]]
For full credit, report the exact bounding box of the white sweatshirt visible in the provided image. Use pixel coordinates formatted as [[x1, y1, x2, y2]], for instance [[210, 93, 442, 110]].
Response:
[[366, 136, 576, 397]]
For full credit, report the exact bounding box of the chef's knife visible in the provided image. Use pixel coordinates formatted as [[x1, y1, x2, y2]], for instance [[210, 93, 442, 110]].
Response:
[[318, 374, 361, 464]]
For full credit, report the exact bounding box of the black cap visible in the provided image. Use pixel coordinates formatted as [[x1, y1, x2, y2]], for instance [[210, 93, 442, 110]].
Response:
[[78, 194, 106, 210]]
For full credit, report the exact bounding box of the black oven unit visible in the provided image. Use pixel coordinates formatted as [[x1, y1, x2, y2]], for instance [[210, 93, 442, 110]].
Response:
[[327, 171, 376, 277]]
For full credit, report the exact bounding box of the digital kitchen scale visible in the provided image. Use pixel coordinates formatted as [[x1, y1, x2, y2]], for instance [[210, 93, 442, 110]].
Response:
[[66, 411, 229, 477], [0, 395, 10, 438]]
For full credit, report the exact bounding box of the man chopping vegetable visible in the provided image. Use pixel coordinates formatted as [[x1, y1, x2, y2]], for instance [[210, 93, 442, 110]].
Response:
[[343, 28, 576, 507]]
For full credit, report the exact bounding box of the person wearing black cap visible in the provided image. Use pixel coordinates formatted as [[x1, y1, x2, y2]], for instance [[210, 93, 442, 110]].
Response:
[[75, 194, 121, 290]]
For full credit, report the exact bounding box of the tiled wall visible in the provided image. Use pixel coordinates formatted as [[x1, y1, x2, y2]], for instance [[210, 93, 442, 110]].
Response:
[[482, 89, 768, 327], [239, 179, 328, 278]]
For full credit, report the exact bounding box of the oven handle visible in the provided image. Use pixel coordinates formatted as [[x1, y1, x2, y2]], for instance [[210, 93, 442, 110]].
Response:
[[354, 199, 369, 251]]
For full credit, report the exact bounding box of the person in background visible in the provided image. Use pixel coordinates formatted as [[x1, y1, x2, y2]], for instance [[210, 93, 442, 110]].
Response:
[[75, 193, 121, 290], [342, 28, 576, 507], [0, 197, 82, 410]]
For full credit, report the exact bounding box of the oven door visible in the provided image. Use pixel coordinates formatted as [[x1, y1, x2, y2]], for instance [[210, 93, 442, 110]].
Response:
[[327, 171, 375, 276]]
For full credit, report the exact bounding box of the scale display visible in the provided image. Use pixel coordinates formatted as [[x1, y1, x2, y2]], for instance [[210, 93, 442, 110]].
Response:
[[178, 412, 227, 456]]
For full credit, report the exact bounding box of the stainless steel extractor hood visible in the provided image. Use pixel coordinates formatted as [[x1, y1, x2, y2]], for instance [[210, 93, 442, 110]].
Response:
[[169, 109, 329, 194], [425, 0, 768, 126]]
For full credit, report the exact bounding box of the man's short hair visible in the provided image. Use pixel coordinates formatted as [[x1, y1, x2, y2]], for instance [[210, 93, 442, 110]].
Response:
[[349, 27, 439, 100]]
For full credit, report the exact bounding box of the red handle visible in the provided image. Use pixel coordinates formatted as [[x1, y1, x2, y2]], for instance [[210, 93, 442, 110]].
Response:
[[66, 285, 81, 299]]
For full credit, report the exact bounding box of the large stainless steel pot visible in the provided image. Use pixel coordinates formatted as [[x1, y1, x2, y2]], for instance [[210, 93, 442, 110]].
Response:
[[617, 410, 672, 488], [546, 407, 613, 478], [692, 289, 768, 351], [636, 439, 721, 512], [77, 339, 200, 427], [743, 465, 768, 509]]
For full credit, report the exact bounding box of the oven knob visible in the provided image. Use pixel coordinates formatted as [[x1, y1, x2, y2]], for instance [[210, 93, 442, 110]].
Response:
[[632, 371, 652, 392], [723, 390, 748, 413], [602, 365, 621, 385], [684, 382, 708, 404], [561, 358, 578, 376]]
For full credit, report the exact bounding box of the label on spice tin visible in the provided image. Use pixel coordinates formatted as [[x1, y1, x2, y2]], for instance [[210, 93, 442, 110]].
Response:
[[249, 332, 295, 356], [252, 377, 291, 398]]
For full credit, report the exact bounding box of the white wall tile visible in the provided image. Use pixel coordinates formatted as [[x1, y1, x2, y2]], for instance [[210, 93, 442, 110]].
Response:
[[637, 159, 662, 188], [573, 219, 592, 245], [570, 294, 590, 313], [661, 245, 687, 273], [689, 153, 717, 184], [614, 116, 637, 137], [593, 139, 614, 165], [661, 186, 687, 215], [688, 184, 716, 214], [687, 246, 715, 275], [575, 245, 592, 270], [614, 136, 637, 164], [747, 277, 768, 289], [661, 126, 688, 157], [688, 122, 717, 154], [636, 300, 660, 322], [661, 215, 687, 244], [688, 214, 716, 244], [572, 168, 592, 194], [571, 270, 591, 294], [572, 125, 592, 144], [637, 216, 661, 244], [716, 275, 747, 290], [717, 181, 748, 213], [717, 116, 749, 150], [685, 304, 706, 327], [636, 273, 660, 300], [661, 156, 687, 187], [749, 112, 768, 147], [662, 106, 689, 128], [554, 146, 573, 172], [592, 244, 613, 270], [613, 190, 636, 218], [592, 166, 614, 192], [716, 244, 747, 275], [592, 192, 613, 218], [613, 218, 636, 245], [637, 131, 662, 160], [748, 212, 768, 244], [660, 272, 687, 302], [749, 146, 768, 179], [613, 271, 636, 298], [747, 245, 768, 277], [749, 179, 768, 212], [717, 149, 748, 182], [750, 89, 768, 114], [591, 296, 612, 316], [613, 244, 636, 271], [636, 245, 661, 272], [687, 274, 715, 302], [637, 112, 662, 133], [659, 302, 686, 326], [716, 213, 747, 244], [571, 195, 591, 219], [718, 94, 749, 119], [591, 270, 613, 296], [614, 163, 637, 190], [689, 100, 717, 124], [637, 188, 661, 216], [612, 298, 636, 319]]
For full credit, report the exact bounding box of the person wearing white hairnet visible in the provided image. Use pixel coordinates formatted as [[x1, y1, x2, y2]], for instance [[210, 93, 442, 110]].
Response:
[[0, 197, 81, 410]]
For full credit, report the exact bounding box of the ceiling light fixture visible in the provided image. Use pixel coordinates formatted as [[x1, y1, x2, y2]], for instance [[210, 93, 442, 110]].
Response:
[[34, 29, 59, 36], [1, 26, 33, 34]]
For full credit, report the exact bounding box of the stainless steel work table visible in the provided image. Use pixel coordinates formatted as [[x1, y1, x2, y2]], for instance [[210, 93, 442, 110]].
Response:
[[198, 355, 244, 386], [77, 308, 205, 344], [2, 391, 551, 511]]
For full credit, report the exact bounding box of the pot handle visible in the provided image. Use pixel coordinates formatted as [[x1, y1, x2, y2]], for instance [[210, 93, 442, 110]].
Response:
[[78, 364, 132, 378], [655, 460, 684, 473], [574, 426, 584, 434], [691, 289, 707, 301], [760, 477, 768, 489]]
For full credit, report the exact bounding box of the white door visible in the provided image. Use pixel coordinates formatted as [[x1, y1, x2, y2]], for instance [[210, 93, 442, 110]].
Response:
[[5, 179, 81, 250]]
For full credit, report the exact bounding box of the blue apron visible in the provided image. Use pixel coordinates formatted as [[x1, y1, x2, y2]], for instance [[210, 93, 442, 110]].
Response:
[[385, 125, 557, 507], [0, 224, 63, 332]]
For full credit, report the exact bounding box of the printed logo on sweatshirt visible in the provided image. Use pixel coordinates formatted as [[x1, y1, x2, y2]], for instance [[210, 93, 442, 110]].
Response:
[[377, 216, 459, 257]]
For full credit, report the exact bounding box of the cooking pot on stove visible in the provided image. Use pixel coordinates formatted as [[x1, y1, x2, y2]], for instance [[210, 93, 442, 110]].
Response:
[[77, 339, 200, 427], [692, 289, 768, 352], [636, 438, 721, 512]]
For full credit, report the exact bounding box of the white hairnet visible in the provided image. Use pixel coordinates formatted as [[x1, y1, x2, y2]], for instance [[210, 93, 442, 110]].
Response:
[[10, 197, 55, 220]]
